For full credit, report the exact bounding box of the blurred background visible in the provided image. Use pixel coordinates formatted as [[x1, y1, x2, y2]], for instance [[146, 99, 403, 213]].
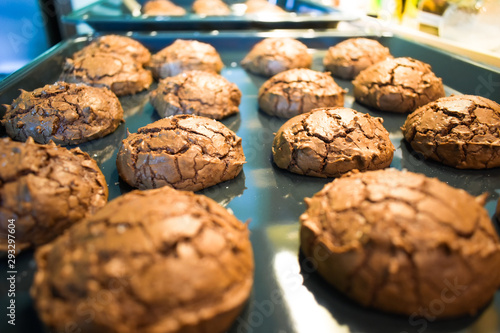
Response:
[[1, 0, 499, 79]]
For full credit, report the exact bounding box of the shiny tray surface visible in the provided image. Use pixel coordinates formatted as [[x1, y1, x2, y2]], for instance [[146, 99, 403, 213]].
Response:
[[62, 0, 358, 31], [1, 31, 500, 333]]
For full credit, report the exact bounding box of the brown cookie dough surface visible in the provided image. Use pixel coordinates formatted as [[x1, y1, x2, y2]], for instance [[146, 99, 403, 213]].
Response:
[[323, 38, 391, 80], [245, 0, 286, 14], [193, 0, 231, 15], [300, 168, 500, 317], [117, 115, 245, 191], [402, 95, 500, 169], [150, 70, 241, 120], [74, 35, 151, 65], [352, 57, 445, 113], [2, 82, 124, 145], [142, 0, 187, 15], [61, 52, 153, 96], [273, 107, 394, 177], [31, 186, 254, 333], [258, 68, 345, 118], [0, 137, 108, 251], [148, 39, 224, 80], [241, 37, 312, 77]]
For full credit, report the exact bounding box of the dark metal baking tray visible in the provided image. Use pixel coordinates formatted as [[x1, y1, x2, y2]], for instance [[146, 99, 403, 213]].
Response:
[[1, 30, 500, 333], [62, 0, 359, 31]]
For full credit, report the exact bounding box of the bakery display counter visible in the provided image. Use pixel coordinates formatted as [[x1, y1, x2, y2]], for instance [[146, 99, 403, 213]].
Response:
[[1, 30, 500, 332]]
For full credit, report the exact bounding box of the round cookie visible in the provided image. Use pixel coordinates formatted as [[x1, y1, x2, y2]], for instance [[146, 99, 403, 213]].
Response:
[[402, 95, 500, 169], [352, 57, 445, 113], [241, 37, 312, 77], [0, 137, 108, 251], [117, 115, 245, 191], [193, 0, 231, 15], [323, 38, 391, 80], [245, 0, 286, 14], [150, 70, 241, 120], [148, 39, 224, 80], [273, 107, 394, 177], [74, 34, 151, 65], [300, 168, 500, 318], [2, 82, 124, 145], [258, 68, 346, 118], [60, 52, 153, 96], [31, 186, 254, 333], [142, 0, 187, 15]]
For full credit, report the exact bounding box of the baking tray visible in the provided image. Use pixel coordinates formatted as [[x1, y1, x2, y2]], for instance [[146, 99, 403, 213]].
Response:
[[62, 0, 359, 31], [1, 30, 500, 333]]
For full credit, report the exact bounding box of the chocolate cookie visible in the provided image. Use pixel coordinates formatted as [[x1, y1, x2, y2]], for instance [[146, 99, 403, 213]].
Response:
[[148, 39, 224, 80], [258, 68, 346, 118], [402, 95, 500, 169], [2, 82, 124, 145], [323, 38, 391, 80], [245, 0, 286, 14], [61, 52, 153, 96], [300, 168, 500, 317], [117, 115, 245, 191], [0, 137, 108, 251], [31, 186, 254, 333], [193, 0, 231, 15], [73, 35, 151, 65], [142, 0, 187, 15], [273, 107, 394, 177], [241, 37, 312, 77], [150, 70, 241, 120], [352, 57, 445, 113]]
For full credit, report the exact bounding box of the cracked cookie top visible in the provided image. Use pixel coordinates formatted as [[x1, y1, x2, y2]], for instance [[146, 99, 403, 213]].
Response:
[[258, 68, 346, 118], [0, 137, 108, 251], [352, 57, 445, 113], [73, 35, 151, 65], [60, 51, 153, 96], [148, 39, 224, 80], [273, 107, 394, 177], [142, 0, 187, 15], [300, 168, 500, 317], [2, 81, 124, 145], [241, 37, 312, 77], [150, 70, 241, 120], [31, 186, 254, 333], [116, 115, 245, 191], [402, 95, 500, 169], [323, 38, 392, 80]]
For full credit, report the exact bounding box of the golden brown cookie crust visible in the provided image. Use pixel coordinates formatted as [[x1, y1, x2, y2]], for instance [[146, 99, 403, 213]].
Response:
[[273, 107, 394, 177], [2, 82, 124, 145], [31, 186, 254, 333], [61, 52, 153, 96], [74, 35, 151, 65], [300, 168, 500, 317], [258, 68, 345, 118], [402, 95, 500, 169], [148, 39, 224, 80], [323, 38, 392, 80], [142, 0, 187, 16], [117, 115, 245, 191], [192, 0, 231, 15], [150, 70, 241, 120], [241, 37, 312, 77], [0, 137, 108, 251], [352, 57, 445, 113]]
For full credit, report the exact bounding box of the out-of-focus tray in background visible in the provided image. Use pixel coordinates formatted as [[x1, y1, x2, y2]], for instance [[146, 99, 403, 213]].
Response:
[[1, 30, 500, 333], [62, 0, 359, 31]]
